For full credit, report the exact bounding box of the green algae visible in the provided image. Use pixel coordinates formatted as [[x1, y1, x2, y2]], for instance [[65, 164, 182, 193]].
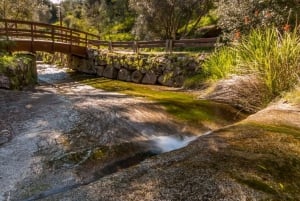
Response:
[[239, 122, 300, 139], [73, 76, 246, 128], [236, 177, 277, 195]]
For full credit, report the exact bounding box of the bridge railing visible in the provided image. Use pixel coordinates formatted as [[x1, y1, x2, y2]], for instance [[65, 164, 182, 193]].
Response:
[[90, 37, 218, 53], [0, 19, 100, 49], [0, 19, 217, 55]]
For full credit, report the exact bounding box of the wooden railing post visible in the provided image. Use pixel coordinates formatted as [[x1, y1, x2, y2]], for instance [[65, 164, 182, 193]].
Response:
[[4, 20, 8, 40], [30, 23, 34, 52], [51, 26, 55, 52], [133, 41, 139, 54], [165, 40, 169, 53], [85, 33, 88, 47], [70, 29, 73, 53], [169, 39, 173, 54], [97, 36, 101, 49], [109, 41, 113, 52]]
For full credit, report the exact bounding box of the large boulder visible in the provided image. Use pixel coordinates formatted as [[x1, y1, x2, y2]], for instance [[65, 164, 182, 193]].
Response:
[[158, 74, 174, 87], [118, 68, 131, 82], [70, 56, 96, 74], [96, 66, 105, 77], [102, 65, 118, 79], [131, 70, 143, 83], [142, 72, 157, 85]]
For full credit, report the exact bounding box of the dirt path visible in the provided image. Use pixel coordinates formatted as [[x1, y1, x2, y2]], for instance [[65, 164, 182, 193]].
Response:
[[0, 64, 200, 200]]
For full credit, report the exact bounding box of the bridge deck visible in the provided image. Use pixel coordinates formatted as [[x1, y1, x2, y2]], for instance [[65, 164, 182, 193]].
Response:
[[7, 39, 88, 57]]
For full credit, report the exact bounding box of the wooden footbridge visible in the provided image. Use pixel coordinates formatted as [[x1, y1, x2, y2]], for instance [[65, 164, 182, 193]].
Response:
[[0, 19, 100, 57], [0, 19, 217, 57]]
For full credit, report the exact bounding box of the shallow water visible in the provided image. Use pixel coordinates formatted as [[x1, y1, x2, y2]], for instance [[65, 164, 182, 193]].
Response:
[[13, 63, 239, 200]]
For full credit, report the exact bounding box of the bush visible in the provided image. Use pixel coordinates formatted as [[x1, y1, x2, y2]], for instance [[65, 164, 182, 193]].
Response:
[[202, 46, 237, 80], [202, 27, 300, 98], [238, 28, 300, 96], [0, 55, 15, 73], [217, 0, 300, 40]]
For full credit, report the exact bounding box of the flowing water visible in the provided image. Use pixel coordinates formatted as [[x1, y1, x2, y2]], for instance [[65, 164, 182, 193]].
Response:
[[0, 63, 244, 201]]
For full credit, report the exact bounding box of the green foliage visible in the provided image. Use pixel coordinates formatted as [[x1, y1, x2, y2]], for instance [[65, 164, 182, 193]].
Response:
[[179, 11, 218, 36], [101, 17, 135, 41], [0, 54, 15, 73], [202, 27, 300, 98], [199, 12, 218, 27], [183, 74, 206, 89], [217, 0, 300, 40], [130, 0, 214, 39], [202, 46, 237, 80], [237, 28, 300, 96], [284, 86, 300, 105], [0, 0, 50, 21]]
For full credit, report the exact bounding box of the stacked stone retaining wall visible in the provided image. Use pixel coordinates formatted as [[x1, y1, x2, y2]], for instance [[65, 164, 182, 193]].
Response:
[[70, 50, 206, 87]]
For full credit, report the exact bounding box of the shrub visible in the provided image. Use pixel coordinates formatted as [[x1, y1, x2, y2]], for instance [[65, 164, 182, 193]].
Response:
[[237, 28, 300, 96], [202, 27, 300, 98], [217, 0, 300, 40], [202, 46, 237, 80]]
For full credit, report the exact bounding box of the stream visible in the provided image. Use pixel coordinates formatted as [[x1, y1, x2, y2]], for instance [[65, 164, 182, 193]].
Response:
[[1, 63, 204, 201]]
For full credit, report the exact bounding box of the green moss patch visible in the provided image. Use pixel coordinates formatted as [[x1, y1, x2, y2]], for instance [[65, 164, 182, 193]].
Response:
[[73, 75, 246, 128], [236, 177, 278, 195], [239, 122, 300, 139]]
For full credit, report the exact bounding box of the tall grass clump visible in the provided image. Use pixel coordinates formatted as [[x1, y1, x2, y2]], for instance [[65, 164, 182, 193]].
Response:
[[237, 28, 300, 97], [202, 46, 238, 80], [202, 27, 300, 98]]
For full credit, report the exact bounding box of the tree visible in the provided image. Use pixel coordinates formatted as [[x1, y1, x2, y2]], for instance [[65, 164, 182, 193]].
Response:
[[0, 0, 47, 21], [129, 0, 213, 40], [83, 0, 134, 36], [217, 0, 300, 40]]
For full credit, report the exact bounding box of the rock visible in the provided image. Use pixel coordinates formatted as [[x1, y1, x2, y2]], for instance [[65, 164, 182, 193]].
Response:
[[113, 60, 121, 70], [158, 75, 174, 87], [0, 130, 12, 145], [173, 75, 185, 87], [0, 75, 11, 89], [96, 66, 105, 77], [70, 56, 96, 75], [98, 59, 107, 66], [118, 68, 131, 82], [202, 75, 268, 113], [131, 70, 143, 83], [102, 65, 118, 79], [142, 72, 157, 85]]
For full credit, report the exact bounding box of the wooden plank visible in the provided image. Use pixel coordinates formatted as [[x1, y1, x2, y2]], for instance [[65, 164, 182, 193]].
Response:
[[173, 42, 215, 48], [173, 37, 218, 43]]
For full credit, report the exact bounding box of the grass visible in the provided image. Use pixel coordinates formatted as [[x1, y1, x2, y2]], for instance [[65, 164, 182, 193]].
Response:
[[0, 54, 16, 73], [71, 75, 245, 128], [237, 28, 300, 97], [219, 122, 300, 199], [198, 27, 300, 100], [238, 122, 300, 139], [236, 177, 278, 195], [284, 86, 300, 105], [202, 46, 238, 81]]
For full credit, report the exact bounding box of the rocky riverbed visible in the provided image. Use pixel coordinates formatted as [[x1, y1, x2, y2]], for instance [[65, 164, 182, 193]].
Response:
[[1, 63, 299, 201], [0, 63, 239, 201]]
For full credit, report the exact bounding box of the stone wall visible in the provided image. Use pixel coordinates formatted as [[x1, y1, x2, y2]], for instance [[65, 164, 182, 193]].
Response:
[[70, 50, 206, 87], [0, 54, 37, 90]]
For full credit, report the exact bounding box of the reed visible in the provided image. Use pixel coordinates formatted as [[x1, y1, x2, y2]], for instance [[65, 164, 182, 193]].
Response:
[[202, 27, 300, 98]]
